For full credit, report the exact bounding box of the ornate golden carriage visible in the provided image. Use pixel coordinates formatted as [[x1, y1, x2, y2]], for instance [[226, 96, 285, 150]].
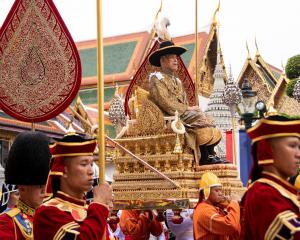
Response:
[[111, 39, 245, 210]]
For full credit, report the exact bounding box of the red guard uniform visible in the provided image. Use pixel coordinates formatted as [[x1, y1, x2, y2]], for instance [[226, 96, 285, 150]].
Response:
[[34, 191, 110, 240], [0, 132, 51, 240], [242, 172, 300, 240], [33, 133, 112, 240], [0, 200, 34, 240], [241, 116, 300, 239], [120, 210, 163, 240]]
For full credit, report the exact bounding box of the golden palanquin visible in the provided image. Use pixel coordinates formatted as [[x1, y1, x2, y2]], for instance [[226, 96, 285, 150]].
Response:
[[112, 39, 245, 210]]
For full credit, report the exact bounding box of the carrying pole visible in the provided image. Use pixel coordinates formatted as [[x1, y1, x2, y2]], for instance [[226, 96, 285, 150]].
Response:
[[96, 0, 105, 184]]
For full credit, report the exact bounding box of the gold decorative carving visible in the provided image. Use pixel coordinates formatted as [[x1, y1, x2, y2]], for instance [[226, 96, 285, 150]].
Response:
[[113, 85, 245, 209], [245, 68, 272, 103], [134, 98, 165, 136], [276, 94, 300, 115]]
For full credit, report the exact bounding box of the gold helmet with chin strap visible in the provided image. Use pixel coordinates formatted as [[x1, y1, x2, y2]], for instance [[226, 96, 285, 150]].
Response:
[[199, 172, 222, 199]]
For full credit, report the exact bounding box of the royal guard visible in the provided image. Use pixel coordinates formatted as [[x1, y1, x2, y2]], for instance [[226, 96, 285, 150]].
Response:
[[33, 133, 113, 240], [0, 131, 51, 239], [193, 172, 240, 240], [241, 115, 300, 239]]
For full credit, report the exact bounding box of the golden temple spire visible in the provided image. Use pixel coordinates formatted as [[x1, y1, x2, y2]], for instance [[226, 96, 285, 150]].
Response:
[[266, 101, 278, 117], [212, 0, 221, 26], [246, 41, 251, 60], [281, 60, 286, 76], [255, 37, 260, 57]]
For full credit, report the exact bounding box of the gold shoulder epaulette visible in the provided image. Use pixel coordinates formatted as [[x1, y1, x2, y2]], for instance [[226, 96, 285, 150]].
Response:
[[5, 208, 21, 218]]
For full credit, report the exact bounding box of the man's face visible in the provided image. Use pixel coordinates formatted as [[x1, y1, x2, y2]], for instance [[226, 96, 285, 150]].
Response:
[[160, 54, 179, 72], [18, 185, 45, 209], [63, 156, 94, 195], [8, 191, 19, 208], [271, 137, 300, 179], [208, 186, 224, 205]]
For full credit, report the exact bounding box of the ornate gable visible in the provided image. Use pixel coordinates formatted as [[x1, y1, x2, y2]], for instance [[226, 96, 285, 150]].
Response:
[[253, 55, 278, 87], [197, 24, 226, 98], [268, 75, 300, 115], [237, 58, 272, 103]]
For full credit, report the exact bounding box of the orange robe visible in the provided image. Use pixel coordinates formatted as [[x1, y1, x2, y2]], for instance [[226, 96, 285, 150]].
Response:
[[119, 210, 163, 240], [193, 201, 240, 240]]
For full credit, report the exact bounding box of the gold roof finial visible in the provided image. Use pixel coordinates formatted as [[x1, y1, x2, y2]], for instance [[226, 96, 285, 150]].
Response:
[[246, 41, 251, 60], [255, 37, 260, 57], [76, 95, 82, 105], [281, 60, 286, 76], [265, 101, 278, 117], [212, 0, 221, 26], [66, 117, 77, 135]]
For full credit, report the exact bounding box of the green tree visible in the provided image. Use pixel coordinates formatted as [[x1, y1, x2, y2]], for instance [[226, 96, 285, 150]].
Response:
[[285, 54, 300, 98]]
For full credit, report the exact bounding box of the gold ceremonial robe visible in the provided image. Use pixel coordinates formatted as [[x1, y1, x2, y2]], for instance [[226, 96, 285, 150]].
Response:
[[149, 71, 216, 157]]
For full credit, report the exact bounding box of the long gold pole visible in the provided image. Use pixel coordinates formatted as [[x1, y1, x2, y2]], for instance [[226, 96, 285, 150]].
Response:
[[230, 106, 237, 165], [231, 115, 237, 165], [195, 0, 199, 102], [96, 0, 105, 184], [96, 2, 106, 240]]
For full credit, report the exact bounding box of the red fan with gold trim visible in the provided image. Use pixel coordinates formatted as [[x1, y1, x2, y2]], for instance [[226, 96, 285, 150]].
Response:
[[0, 0, 81, 122]]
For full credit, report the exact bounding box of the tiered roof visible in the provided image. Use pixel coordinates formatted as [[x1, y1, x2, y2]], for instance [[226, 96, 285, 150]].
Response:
[[236, 45, 300, 115]]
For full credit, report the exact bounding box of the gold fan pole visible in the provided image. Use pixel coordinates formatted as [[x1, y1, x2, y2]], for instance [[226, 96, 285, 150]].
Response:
[[96, 1, 106, 240], [229, 105, 237, 165], [194, 0, 199, 102], [231, 115, 237, 165], [96, 0, 105, 184], [31, 123, 35, 131]]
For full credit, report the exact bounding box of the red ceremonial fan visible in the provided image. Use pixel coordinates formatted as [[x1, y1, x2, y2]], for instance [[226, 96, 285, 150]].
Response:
[[0, 0, 81, 122]]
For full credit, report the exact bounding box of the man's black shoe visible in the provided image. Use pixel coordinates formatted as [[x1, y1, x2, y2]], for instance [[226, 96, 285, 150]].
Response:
[[199, 155, 222, 165]]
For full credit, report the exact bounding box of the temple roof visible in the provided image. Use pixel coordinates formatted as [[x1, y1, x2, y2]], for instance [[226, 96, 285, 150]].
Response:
[[236, 52, 281, 103], [197, 23, 227, 97], [74, 28, 218, 113], [268, 74, 300, 115], [76, 31, 211, 88], [77, 32, 151, 87], [0, 111, 64, 138], [236, 49, 299, 115]]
